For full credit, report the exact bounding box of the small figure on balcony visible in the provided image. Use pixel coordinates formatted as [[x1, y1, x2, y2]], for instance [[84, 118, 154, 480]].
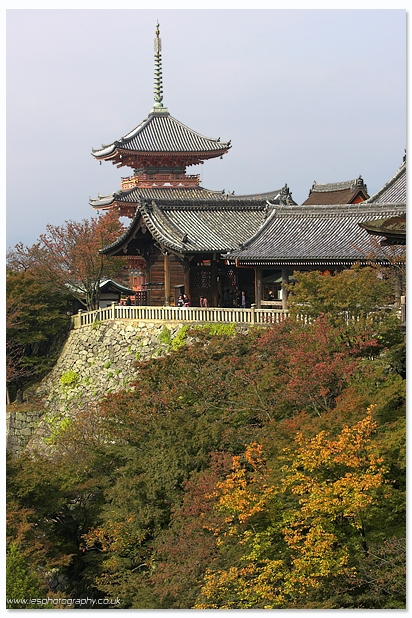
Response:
[[177, 294, 184, 307], [183, 293, 191, 307], [238, 291, 247, 308]]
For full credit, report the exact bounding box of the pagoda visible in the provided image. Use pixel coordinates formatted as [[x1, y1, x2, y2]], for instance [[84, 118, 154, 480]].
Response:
[[91, 22, 234, 217]]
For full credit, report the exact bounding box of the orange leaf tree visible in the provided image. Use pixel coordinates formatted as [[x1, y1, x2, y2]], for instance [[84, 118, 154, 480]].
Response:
[[195, 408, 390, 608], [280, 405, 389, 600], [7, 211, 126, 310]]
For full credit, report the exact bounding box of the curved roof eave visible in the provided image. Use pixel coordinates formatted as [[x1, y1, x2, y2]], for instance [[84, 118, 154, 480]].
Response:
[[89, 195, 116, 208], [224, 203, 405, 264], [99, 207, 143, 255], [363, 159, 406, 204], [91, 111, 231, 159]]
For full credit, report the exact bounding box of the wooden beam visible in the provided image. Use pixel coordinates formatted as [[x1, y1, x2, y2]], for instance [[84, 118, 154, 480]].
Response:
[[212, 257, 218, 307]]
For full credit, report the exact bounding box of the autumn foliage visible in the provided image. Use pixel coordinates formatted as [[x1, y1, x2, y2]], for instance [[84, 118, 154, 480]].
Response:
[[7, 211, 126, 310], [7, 269, 406, 608]]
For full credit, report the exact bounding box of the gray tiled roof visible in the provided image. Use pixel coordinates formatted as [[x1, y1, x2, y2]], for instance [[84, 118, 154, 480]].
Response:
[[92, 112, 231, 158], [224, 203, 406, 266], [310, 179, 362, 192], [363, 159, 406, 204], [90, 185, 296, 209], [100, 199, 275, 256]]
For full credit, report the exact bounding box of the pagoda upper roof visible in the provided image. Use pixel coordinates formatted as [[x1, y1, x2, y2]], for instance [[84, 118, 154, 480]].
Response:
[[90, 184, 296, 210], [91, 111, 231, 167], [92, 23, 231, 168], [302, 176, 369, 205]]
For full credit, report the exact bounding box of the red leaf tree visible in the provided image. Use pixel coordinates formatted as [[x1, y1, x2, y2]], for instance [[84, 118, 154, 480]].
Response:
[[7, 211, 126, 310]]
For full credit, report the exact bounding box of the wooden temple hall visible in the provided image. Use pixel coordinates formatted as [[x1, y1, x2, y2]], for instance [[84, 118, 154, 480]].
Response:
[[90, 23, 406, 309]]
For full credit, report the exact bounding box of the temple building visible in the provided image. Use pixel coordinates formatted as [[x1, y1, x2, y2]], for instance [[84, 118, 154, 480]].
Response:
[[225, 157, 406, 307], [302, 176, 369, 205], [91, 24, 405, 309], [91, 23, 295, 307]]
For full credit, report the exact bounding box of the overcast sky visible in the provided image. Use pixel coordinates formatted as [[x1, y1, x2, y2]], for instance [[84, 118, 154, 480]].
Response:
[[6, 9, 406, 249]]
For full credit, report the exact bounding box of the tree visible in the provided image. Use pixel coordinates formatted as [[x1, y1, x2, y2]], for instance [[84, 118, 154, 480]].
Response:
[[6, 268, 70, 399], [148, 452, 234, 609], [195, 409, 396, 609], [287, 266, 393, 323], [279, 408, 389, 595], [6, 316, 405, 609], [7, 211, 126, 310], [355, 235, 406, 308], [6, 543, 46, 608]]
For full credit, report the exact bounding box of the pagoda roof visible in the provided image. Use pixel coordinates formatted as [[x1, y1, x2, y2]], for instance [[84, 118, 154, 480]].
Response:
[[363, 157, 406, 204], [224, 202, 406, 267], [91, 111, 231, 167], [90, 184, 296, 210], [302, 176, 369, 205], [100, 197, 279, 257], [92, 23, 231, 169]]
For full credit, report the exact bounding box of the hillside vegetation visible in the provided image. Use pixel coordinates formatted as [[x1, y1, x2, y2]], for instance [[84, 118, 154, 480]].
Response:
[[6, 268, 406, 609]]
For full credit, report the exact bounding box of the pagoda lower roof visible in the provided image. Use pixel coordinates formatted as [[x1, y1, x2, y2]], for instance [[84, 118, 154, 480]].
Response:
[[90, 185, 296, 209], [91, 111, 231, 167], [224, 203, 406, 267]]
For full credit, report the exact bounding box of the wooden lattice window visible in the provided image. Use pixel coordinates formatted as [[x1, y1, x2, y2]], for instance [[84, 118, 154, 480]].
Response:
[[191, 270, 212, 289], [224, 269, 237, 287]]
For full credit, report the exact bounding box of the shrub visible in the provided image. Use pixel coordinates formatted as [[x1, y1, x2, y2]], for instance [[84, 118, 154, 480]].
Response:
[[59, 371, 79, 386]]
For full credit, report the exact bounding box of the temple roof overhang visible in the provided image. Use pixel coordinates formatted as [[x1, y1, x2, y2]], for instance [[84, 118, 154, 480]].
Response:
[[223, 203, 406, 267], [359, 215, 406, 246], [99, 196, 282, 257], [92, 111, 231, 168]]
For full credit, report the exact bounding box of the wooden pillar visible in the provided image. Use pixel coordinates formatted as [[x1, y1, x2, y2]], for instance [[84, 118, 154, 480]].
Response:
[[164, 253, 170, 306], [254, 267, 263, 308], [212, 256, 218, 307], [218, 271, 223, 308], [184, 259, 191, 301], [281, 268, 289, 310]]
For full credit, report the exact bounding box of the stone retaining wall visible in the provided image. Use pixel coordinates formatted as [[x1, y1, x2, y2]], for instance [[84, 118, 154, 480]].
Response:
[[6, 408, 44, 457], [7, 320, 246, 456]]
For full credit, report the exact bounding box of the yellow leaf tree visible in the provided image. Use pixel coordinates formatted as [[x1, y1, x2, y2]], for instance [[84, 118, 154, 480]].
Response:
[[196, 408, 390, 609]]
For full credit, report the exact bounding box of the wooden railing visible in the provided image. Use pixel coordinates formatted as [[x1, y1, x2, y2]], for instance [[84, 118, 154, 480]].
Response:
[[71, 303, 290, 329]]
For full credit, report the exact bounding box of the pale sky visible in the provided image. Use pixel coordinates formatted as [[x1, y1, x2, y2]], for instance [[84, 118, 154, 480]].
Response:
[[6, 8, 406, 249]]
